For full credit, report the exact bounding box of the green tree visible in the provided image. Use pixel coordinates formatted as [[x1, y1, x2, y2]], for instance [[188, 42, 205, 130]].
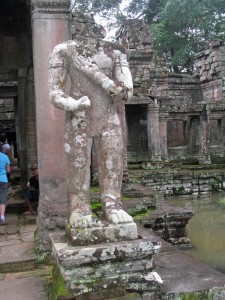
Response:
[[147, 0, 225, 73], [71, 0, 225, 73]]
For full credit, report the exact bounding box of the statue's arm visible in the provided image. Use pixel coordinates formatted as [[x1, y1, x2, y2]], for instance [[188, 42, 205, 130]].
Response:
[[74, 55, 123, 96], [49, 45, 90, 111], [114, 52, 133, 100]]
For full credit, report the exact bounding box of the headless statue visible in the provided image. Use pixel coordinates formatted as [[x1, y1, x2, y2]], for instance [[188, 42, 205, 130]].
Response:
[[49, 13, 134, 228]]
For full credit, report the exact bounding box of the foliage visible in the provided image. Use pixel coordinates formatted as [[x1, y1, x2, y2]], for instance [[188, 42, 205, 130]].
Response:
[[209, 178, 219, 191], [218, 198, 225, 205], [70, 0, 126, 27], [148, 0, 225, 73], [71, 0, 225, 73]]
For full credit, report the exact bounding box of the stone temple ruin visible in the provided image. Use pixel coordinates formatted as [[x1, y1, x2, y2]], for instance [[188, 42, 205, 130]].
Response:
[[1, 0, 225, 299]]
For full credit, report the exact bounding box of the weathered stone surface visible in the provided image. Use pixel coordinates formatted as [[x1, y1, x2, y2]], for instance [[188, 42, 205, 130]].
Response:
[[51, 232, 161, 267], [6, 225, 19, 235], [50, 232, 162, 297], [67, 221, 138, 246], [49, 12, 134, 236]]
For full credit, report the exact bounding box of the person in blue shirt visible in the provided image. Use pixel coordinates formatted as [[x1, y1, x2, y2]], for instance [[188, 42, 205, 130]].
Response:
[[0, 151, 10, 225]]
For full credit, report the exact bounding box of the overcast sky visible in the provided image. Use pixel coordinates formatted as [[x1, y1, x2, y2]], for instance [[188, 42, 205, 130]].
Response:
[[95, 0, 131, 39]]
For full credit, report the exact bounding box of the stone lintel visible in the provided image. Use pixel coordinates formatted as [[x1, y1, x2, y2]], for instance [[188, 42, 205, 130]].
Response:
[[50, 232, 161, 267], [67, 222, 138, 246]]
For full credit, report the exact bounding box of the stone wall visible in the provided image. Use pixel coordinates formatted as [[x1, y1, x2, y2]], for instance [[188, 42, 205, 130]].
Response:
[[116, 20, 225, 164], [196, 39, 225, 102], [129, 166, 225, 197]]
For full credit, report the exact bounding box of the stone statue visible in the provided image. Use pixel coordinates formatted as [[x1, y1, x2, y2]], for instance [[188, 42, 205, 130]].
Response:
[[49, 12, 134, 229]]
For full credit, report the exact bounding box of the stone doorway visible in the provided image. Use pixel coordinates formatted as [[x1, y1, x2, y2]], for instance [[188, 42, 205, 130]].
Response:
[[126, 104, 148, 153]]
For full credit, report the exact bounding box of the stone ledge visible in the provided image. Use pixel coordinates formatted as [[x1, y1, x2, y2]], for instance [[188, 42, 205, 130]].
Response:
[[50, 232, 161, 267]]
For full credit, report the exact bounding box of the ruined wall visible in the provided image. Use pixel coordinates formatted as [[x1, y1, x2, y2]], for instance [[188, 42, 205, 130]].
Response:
[[117, 19, 225, 164], [116, 19, 167, 97], [196, 39, 225, 103]]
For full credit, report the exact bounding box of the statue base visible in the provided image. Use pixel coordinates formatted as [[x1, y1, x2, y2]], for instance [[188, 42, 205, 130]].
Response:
[[50, 232, 162, 299], [66, 221, 138, 246]]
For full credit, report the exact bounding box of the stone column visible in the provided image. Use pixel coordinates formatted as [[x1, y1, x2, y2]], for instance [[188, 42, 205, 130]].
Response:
[[200, 105, 211, 164], [32, 0, 70, 249], [18, 68, 28, 185], [159, 113, 168, 161], [147, 101, 161, 161]]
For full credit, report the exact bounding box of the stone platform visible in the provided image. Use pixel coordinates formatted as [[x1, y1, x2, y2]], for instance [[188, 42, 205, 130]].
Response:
[[137, 225, 225, 299], [1, 192, 225, 299], [50, 232, 162, 299]]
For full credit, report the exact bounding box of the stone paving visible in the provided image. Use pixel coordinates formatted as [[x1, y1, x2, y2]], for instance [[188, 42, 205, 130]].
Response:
[[0, 210, 51, 300], [137, 224, 225, 298]]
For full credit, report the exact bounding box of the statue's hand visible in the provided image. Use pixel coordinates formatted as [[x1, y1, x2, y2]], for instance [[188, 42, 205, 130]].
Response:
[[101, 78, 122, 95], [103, 79, 132, 102], [65, 95, 90, 112], [76, 96, 91, 110]]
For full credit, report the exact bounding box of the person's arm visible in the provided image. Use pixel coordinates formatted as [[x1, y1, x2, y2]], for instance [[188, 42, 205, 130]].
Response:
[[49, 43, 90, 112], [6, 164, 10, 174], [6, 148, 13, 163]]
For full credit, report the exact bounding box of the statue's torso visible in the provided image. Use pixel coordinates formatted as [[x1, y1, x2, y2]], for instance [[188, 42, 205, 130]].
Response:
[[63, 39, 124, 137]]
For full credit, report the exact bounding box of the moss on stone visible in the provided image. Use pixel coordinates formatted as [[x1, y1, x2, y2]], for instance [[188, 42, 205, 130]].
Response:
[[90, 186, 100, 193], [51, 264, 73, 299], [91, 201, 102, 211], [122, 194, 137, 200], [133, 208, 155, 220], [218, 198, 225, 205]]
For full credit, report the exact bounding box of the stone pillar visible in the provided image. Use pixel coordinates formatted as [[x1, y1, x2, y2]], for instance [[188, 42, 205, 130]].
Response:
[[18, 68, 28, 185], [26, 67, 38, 172], [159, 113, 168, 160], [147, 101, 161, 161], [32, 0, 70, 249], [200, 105, 211, 164]]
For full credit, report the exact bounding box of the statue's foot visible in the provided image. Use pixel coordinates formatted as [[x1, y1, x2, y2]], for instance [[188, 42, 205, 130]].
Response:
[[69, 211, 103, 229], [105, 208, 133, 225]]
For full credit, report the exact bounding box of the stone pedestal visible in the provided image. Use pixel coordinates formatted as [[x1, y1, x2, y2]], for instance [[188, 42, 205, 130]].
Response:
[[67, 221, 138, 246], [50, 232, 162, 299]]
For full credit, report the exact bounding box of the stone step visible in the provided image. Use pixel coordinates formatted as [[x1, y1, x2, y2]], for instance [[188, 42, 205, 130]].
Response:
[[0, 214, 38, 273]]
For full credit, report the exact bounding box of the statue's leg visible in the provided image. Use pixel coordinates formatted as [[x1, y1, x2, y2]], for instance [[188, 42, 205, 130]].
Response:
[[97, 126, 133, 224], [64, 129, 101, 228]]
